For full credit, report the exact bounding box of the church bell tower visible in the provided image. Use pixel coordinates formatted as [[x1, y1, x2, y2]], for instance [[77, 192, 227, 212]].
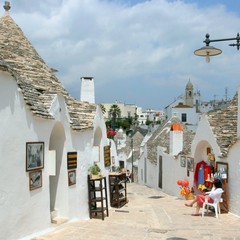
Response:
[[185, 80, 194, 107]]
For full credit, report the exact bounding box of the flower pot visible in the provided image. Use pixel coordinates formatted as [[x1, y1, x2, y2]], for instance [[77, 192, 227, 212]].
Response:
[[90, 174, 100, 179], [185, 193, 194, 200]]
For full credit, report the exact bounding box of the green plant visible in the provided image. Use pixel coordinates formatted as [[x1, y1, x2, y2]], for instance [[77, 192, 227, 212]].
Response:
[[88, 164, 101, 175]]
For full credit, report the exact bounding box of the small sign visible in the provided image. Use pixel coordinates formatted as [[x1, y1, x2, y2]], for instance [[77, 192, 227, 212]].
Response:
[[67, 152, 77, 169], [104, 146, 111, 167]]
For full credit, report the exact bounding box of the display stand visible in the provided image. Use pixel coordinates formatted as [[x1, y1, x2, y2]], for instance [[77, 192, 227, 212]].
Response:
[[220, 179, 228, 213], [215, 162, 229, 213], [87, 175, 109, 220], [109, 172, 127, 208]]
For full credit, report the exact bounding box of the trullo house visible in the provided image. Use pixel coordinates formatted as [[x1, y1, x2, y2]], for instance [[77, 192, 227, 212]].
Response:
[[0, 2, 112, 239]]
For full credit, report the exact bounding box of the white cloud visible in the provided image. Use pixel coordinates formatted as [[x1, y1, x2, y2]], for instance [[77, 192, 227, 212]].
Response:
[[8, 0, 240, 108]]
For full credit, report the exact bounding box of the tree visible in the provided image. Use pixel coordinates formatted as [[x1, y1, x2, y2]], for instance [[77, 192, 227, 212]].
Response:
[[99, 104, 106, 114], [109, 104, 121, 130]]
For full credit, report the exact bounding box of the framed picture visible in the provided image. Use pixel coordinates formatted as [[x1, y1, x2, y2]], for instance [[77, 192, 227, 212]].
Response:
[[187, 157, 194, 172], [180, 156, 186, 167], [68, 170, 76, 186], [29, 170, 42, 191], [216, 162, 228, 182], [26, 142, 44, 172], [67, 152, 77, 170], [104, 146, 111, 167]]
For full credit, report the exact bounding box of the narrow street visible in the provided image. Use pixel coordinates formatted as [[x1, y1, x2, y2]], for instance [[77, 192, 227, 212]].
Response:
[[33, 183, 240, 240]]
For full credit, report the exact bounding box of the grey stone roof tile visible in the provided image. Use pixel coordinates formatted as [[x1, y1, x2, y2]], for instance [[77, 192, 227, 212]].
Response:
[[0, 14, 96, 131], [206, 93, 238, 158], [147, 116, 195, 165]]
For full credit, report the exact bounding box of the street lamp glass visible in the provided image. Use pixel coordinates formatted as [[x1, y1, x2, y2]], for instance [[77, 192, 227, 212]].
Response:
[[194, 45, 222, 57]]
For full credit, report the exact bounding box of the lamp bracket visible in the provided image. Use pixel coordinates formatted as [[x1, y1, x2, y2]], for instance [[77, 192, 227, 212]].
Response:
[[204, 33, 240, 50]]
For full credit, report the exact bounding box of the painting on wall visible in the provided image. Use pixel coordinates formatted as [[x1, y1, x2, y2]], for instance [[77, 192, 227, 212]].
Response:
[[68, 170, 76, 186], [187, 157, 194, 172], [67, 152, 77, 170], [104, 146, 111, 167], [26, 142, 44, 171], [29, 170, 42, 191], [216, 162, 228, 182], [180, 156, 186, 167]]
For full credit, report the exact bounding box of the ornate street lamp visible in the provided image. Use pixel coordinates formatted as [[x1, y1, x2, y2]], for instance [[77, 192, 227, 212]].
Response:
[[194, 33, 240, 62]]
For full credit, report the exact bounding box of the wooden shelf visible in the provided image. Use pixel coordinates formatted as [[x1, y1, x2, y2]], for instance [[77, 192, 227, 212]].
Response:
[[109, 173, 127, 208], [88, 175, 109, 220], [220, 180, 228, 213]]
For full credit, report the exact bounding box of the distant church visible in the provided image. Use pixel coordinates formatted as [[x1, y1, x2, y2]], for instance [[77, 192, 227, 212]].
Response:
[[164, 80, 231, 132], [185, 80, 194, 107], [164, 80, 200, 130]]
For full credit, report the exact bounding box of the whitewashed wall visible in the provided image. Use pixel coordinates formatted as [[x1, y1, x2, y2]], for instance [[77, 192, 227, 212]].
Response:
[[138, 152, 159, 189], [145, 159, 159, 189], [0, 72, 52, 239], [192, 114, 221, 161], [138, 145, 193, 197], [0, 72, 108, 240], [191, 113, 240, 216], [138, 145, 147, 185], [225, 139, 240, 215], [171, 107, 199, 126], [227, 85, 240, 215], [159, 148, 193, 198]]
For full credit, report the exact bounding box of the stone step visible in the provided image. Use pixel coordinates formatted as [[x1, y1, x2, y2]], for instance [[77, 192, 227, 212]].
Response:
[[51, 217, 68, 224]]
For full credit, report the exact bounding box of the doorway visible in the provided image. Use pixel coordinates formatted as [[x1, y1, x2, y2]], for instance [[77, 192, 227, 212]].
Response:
[[158, 155, 162, 188], [49, 122, 66, 218]]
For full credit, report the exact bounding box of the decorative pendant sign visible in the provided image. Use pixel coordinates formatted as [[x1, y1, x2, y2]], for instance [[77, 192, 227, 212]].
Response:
[[104, 146, 111, 167], [67, 152, 77, 169]]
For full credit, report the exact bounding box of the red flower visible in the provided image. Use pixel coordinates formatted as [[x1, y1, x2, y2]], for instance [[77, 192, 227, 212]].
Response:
[[107, 129, 116, 138]]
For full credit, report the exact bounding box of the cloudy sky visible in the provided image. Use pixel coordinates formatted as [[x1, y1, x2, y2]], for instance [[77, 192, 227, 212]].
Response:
[[7, 0, 240, 109]]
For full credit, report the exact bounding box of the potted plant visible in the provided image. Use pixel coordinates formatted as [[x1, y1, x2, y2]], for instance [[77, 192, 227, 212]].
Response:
[[88, 164, 101, 179]]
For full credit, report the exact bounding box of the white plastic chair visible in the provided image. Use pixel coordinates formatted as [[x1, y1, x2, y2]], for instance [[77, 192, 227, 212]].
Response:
[[202, 190, 224, 218]]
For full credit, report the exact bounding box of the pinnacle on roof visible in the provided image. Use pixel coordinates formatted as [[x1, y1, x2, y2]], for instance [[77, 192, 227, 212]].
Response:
[[3, 1, 10, 14], [0, 1, 96, 131], [186, 79, 193, 89]]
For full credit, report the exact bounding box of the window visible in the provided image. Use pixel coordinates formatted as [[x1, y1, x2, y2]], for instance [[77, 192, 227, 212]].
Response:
[[181, 113, 187, 122]]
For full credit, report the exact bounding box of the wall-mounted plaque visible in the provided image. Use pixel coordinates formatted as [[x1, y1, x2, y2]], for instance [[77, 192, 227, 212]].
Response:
[[67, 152, 77, 170], [104, 146, 111, 167]]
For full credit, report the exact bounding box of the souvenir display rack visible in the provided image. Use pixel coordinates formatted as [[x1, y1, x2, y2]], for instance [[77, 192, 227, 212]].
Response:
[[109, 172, 127, 208], [87, 175, 109, 220]]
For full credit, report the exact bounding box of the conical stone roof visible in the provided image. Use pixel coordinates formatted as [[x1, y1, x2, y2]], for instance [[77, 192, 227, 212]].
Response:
[[206, 93, 238, 158], [0, 8, 96, 131], [147, 116, 195, 165]]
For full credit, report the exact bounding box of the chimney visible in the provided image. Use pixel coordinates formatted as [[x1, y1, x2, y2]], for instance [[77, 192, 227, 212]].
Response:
[[80, 77, 95, 104], [169, 123, 183, 156]]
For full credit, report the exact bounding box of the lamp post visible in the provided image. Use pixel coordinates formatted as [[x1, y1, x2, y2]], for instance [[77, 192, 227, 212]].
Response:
[[194, 33, 240, 62]]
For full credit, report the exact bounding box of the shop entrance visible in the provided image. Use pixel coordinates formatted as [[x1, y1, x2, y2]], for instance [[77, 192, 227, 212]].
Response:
[[49, 122, 66, 221]]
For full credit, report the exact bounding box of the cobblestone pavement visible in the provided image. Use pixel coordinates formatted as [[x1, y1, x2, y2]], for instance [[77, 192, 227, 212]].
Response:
[[33, 183, 240, 240]]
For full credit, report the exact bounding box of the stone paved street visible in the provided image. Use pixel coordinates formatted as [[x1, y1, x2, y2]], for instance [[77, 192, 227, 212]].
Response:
[[33, 183, 240, 240]]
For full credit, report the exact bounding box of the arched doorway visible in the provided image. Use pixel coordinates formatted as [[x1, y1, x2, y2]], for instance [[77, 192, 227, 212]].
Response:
[[194, 140, 215, 166], [92, 127, 102, 163], [194, 140, 215, 187], [49, 122, 66, 219]]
